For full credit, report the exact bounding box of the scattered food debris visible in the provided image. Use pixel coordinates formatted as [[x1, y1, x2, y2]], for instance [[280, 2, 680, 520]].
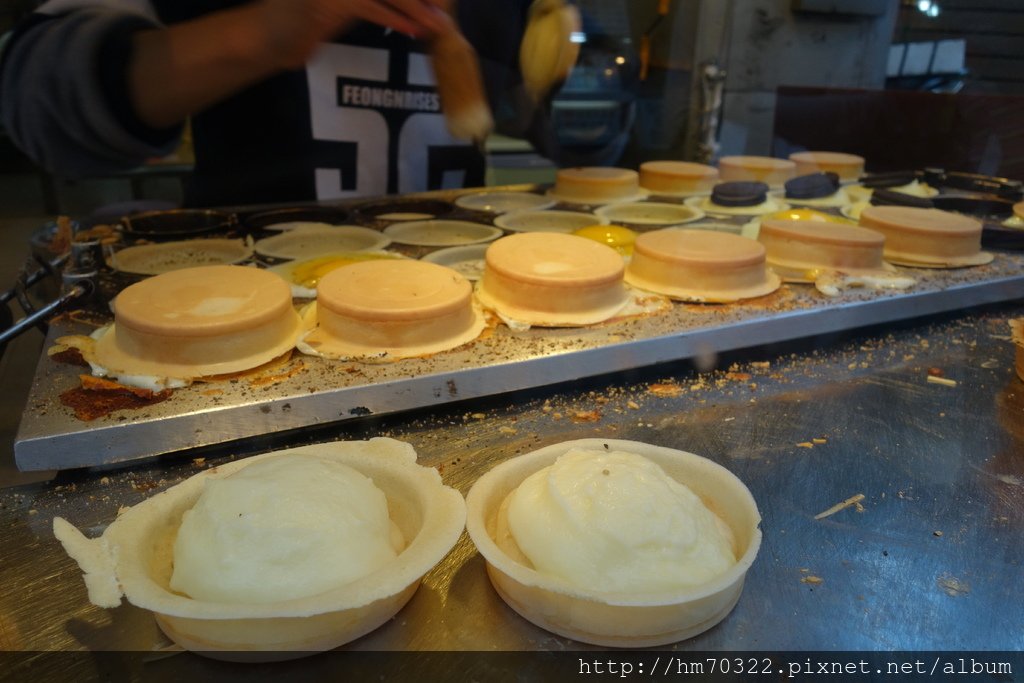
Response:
[[647, 382, 682, 397], [927, 375, 958, 387], [814, 493, 866, 520], [937, 574, 970, 597], [801, 575, 824, 585]]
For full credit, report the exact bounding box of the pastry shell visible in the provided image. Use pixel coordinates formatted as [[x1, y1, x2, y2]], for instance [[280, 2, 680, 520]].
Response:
[[53, 438, 466, 661], [465, 438, 761, 647]]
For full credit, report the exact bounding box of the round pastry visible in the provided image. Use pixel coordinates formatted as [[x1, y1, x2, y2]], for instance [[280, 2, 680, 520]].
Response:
[[684, 181, 787, 216], [465, 438, 762, 647], [757, 219, 891, 282], [594, 201, 703, 227], [779, 173, 849, 208], [108, 238, 254, 275], [53, 438, 467, 661], [475, 232, 631, 327], [717, 155, 796, 187], [299, 259, 486, 360], [788, 151, 865, 182], [92, 265, 302, 381], [638, 161, 719, 196], [625, 229, 780, 303], [549, 166, 644, 204], [858, 206, 992, 267], [711, 181, 769, 207]]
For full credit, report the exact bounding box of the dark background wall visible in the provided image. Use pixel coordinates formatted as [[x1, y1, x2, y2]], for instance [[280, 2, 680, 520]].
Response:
[[893, 0, 1024, 95]]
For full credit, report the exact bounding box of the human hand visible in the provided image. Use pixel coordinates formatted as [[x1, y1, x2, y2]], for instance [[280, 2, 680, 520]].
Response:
[[257, 0, 453, 69]]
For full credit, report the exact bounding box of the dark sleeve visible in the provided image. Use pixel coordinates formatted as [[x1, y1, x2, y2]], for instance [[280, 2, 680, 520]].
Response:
[[0, 7, 183, 179]]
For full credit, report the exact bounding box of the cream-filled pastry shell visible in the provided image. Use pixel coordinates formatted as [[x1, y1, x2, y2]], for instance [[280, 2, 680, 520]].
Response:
[[53, 438, 466, 661], [465, 438, 761, 647]]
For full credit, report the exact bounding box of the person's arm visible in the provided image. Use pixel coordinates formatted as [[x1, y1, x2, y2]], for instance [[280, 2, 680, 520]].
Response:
[[0, 0, 450, 177], [130, 0, 452, 129]]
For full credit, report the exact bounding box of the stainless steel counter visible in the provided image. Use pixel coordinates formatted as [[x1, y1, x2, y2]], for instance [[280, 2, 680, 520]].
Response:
[[2, 301, 1022, 670]]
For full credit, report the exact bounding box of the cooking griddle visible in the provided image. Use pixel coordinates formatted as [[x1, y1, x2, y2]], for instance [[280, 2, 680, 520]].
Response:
[[14, 246, 1024, 471]]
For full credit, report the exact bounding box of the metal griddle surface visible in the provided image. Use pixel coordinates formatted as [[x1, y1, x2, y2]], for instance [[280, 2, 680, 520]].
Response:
[[13, 219, 1024, 470]]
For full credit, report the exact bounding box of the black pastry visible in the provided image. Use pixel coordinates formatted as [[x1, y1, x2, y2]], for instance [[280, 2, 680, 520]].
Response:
[[711, 181, 769, 207], [870, 188, 934, 209], [785, 172, 840, 200]]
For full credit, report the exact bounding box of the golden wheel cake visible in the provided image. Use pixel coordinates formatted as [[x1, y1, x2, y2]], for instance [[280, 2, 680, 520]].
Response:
[[757, 219, 893, 283], [299, 259, 486, 360], [625, 229, 780, 303], [465, 438, 762, 647], [92, 265, 302, 382], [638, 161, 719, 196], [475, 232, 631, 328], [53, 438, 466, 661], [858, 205, 992, 267], [717, 155, 796, 187], [788, 151, 865, 182], [548, 166, 645, 205]]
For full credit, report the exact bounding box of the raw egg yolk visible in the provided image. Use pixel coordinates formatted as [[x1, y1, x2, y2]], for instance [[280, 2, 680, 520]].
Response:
[[766, 208, 852, 224], [572, 224, 638, 256], [292, 253, 393, 289]]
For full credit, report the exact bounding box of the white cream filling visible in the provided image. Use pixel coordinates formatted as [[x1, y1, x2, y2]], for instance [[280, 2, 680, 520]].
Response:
[[506, 448, 735, 592], [170, 454, 401, 603]]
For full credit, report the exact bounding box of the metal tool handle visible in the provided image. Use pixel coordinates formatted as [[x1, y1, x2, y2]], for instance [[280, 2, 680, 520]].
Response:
[[0, 253, 69, 305], [0, 279, 93, 348]]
